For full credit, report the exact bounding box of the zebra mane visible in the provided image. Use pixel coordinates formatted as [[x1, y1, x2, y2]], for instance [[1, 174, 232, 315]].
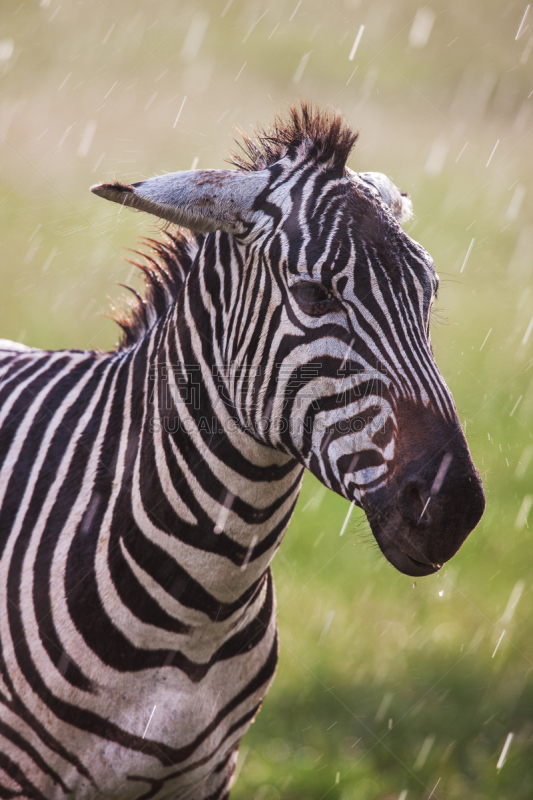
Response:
[[229, 101, 358, 173], [112, 229, 201, 349]]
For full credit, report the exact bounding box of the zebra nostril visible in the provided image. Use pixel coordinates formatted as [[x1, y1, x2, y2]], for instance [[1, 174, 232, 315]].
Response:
[[399, 480, 428, 524]]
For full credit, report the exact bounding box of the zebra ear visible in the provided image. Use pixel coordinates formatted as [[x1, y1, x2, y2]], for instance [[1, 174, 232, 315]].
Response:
[[91, 169, 270, 235], [349, 170, 413, 225]]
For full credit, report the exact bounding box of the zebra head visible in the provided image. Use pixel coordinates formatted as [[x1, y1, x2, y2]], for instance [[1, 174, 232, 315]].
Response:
[[92, 105, 485, 577]]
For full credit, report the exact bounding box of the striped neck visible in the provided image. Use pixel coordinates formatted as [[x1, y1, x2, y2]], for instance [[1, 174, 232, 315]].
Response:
[[124, 291, 303, 613]]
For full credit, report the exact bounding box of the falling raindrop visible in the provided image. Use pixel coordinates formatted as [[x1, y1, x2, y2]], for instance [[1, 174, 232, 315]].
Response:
[[460, 238, 475, 273], [520, 34, 533, 63], [414, 735, 435, 769], [214, 490, 235, 534], [514, 495, 532, 529], [241, 534, 258, 569], [173, 96, 187, 128], [486, 139, 500, 167], [77, 120, 97, 159], [142, 705, 157, 739], [0, 39, 14, 61], [318, 610, 335, 644], [492, 630, 506, 657], [235, 62, 246, 82], [425, 136, 448, 178], [506, 185, 526, 220], [496, 732, 514, 769], [515, 5, 530, 40], [339, 500, 355, 536], [180, 13, 209, 62], [521, 315, 533, 346], [375, 692, 393, 721], [293, 53, 311, 84], [409, 9, 436, 49], [289, 2, 301, 22], [349, 25, 365, 60]]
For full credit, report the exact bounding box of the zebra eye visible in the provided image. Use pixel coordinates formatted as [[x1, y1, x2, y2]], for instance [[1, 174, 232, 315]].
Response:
[[290, 281, 339, 316]]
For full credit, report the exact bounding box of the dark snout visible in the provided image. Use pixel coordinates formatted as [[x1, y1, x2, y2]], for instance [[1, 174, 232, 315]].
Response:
[[366, 413, 485, 577]]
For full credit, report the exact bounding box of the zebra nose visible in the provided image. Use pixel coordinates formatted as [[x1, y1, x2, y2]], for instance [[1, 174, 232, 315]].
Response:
[[398, 478, 429, 526]]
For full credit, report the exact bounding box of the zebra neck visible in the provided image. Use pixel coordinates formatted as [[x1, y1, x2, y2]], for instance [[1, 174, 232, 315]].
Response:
[[127, 307, 304, 618]]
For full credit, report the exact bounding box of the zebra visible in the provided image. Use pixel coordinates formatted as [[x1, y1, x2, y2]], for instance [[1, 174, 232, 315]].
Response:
[[0, 104, 484, 799]]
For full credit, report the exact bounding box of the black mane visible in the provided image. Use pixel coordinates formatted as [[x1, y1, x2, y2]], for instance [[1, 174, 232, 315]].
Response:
[[230, 101, 358, 172], [112, 229, 201, 349]]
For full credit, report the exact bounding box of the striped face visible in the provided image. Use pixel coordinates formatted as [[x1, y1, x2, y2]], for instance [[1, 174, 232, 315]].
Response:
[[207, 157, 485, 577]]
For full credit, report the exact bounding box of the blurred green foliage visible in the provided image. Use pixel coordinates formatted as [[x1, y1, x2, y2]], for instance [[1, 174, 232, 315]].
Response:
[[1, 1, 532, 798]]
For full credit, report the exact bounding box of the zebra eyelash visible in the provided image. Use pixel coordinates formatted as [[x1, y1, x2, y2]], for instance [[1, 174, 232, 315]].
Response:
[[290, 280, 343, 316]]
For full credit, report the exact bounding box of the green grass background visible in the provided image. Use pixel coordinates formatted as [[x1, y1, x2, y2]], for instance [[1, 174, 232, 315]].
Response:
[[1, 1, 532, 798]]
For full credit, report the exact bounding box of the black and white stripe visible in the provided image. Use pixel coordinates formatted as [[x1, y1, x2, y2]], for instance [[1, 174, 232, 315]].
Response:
[[0, 105, 484, 799]]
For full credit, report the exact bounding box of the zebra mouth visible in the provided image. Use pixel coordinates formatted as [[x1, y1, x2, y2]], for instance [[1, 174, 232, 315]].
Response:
[[369, 522, 442, 577], [389, 549, 442, 577]]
